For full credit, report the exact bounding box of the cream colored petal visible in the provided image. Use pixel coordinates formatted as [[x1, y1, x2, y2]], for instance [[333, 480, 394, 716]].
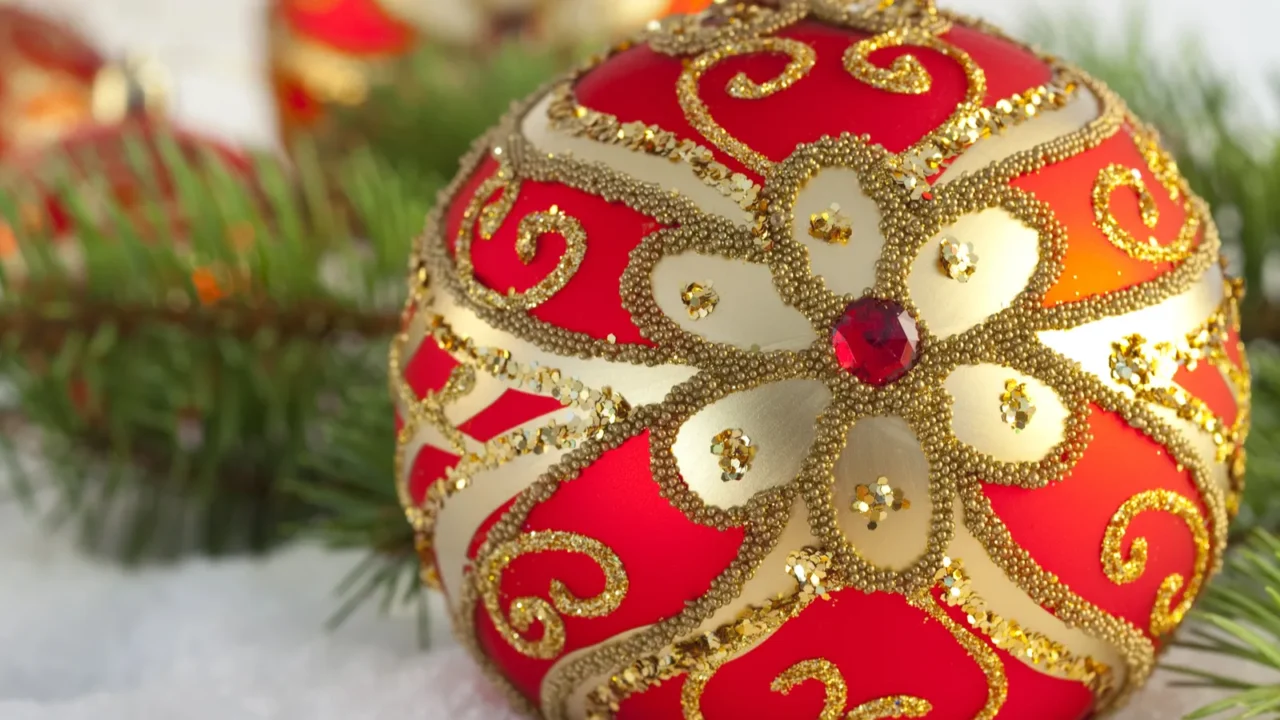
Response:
[[652, 252, 817, 351], [951, 509, 1129, 690], [938, 86, 1102, 184], [944, 365, 1071, 463], [908, 208, 1040, 340], [435, 290, 696, 407], [1038, 264, 1229, 492], [831, 416, 933, 571], [434, 430, 568, 607], [790, 167, 883, 298], [520, 92, 750, 224], [672, 380, 831, 511]]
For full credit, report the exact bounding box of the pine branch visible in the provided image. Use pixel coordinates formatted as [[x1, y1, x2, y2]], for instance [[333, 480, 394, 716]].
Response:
[[1172, 532, 1280, 719], [0, 126, 434, 561]]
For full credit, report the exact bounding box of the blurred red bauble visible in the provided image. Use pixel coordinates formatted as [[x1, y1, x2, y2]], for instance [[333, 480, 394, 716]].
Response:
[[0, 6, 166, 161], [267, 0, 714, 144], [392, 1, 1250, 719]]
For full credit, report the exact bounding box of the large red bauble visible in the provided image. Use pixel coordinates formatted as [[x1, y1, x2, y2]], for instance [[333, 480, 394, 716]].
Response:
[[392, 2, 1249, 719]]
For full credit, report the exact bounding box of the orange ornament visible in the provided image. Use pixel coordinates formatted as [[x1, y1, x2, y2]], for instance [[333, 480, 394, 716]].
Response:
[[392, 2, 1249, 719]]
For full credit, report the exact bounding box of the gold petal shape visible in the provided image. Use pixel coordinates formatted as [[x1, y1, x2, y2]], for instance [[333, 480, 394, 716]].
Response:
[[908, 208, 1041, 340], [671, 379, 831, 511], [944, 365, 1072, 464], [790, 166, 884, 299], [832, 416, 933, 571], [651, 252, 817, 351]]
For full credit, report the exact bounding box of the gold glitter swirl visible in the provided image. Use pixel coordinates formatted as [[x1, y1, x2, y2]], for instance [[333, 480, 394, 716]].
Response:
[[1102, 490, 1211, 637], [477, 531, 628, 660], [454, 156, 587, 312], [844, 29, 935, 95], [678, 37, 818, 176], [771, 659, 932, 719], [1091, 123, 1202, 264]]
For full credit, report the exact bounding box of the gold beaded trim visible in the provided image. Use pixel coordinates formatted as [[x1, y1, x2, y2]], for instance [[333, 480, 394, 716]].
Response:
[[390, 302, 633, 584], [545, 83, 764, 211], [1102, 490, 1211, 637], [1108, 281, 1249, 462], [646, 0, 811, 57], [582, 549, 1002, 719], [935, 557, 1115, 699], [477, 530, 629, 660]]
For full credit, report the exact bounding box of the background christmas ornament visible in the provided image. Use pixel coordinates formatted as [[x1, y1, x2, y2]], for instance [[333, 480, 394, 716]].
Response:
[[268, 0, 713, 147], [392, 1, 1252, 718], [0, 6, 166, 161]]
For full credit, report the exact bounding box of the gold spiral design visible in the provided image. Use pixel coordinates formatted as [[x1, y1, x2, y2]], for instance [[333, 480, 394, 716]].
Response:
[[771, 659, 932, 720], [677, 37, 818, 175], [1102, 490, 1211, 636], [844, 29, 935, 95], [477, 531, 628, 660], [454, 157, 588, 311], [1092, 124, 1202, 264]]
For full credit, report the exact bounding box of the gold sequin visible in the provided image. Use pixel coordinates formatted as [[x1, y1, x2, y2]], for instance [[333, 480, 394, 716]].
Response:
[[681, 281, 721, 320], [939, 236, 978, 282], [711, 428, 758, 482], [853, 476, 911, 530], [935, 557, 1115, 699], [476, 531, 628, 659], [999, 381, 1036, 431], [1102, 490, 1210, 637], [810, 203, 854, 244]]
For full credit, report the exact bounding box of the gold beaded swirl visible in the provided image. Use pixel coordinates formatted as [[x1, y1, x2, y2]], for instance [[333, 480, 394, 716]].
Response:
[[1101, 490, 1211, 637], [477, 531, 629, 660]]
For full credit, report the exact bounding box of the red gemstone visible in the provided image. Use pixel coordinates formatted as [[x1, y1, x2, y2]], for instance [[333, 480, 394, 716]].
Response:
[[832, 298, 921, 386]]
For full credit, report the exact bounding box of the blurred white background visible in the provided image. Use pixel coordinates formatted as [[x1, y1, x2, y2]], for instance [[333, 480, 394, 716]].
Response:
[[2, 0, 1277, 148]]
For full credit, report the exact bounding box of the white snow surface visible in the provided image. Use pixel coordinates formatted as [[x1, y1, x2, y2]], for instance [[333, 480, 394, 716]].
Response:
[[1, 0, 1277, 717]]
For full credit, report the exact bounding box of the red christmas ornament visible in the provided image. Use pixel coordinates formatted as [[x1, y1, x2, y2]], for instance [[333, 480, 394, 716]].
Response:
[[392, 2, 1250, 719]]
